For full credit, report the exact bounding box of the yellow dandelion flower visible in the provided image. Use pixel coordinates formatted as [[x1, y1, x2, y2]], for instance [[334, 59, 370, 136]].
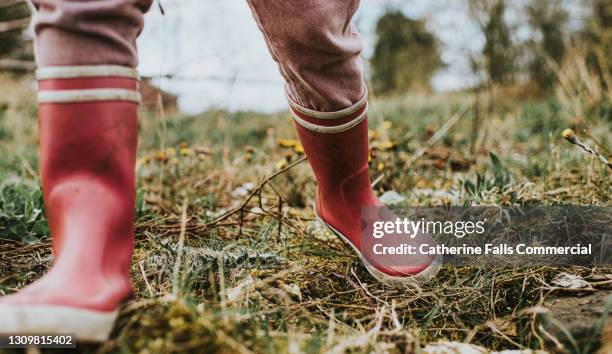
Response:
[[137, 156, 151, 166], [179, 147, 192, 156], [278, 139, 299, 148], [169, 317, 185, 328], [379, 141, 396, 150], [561, 129, 577, 144], [275, 159, 288, 170], [561, 128, 612, 169], [377, 162, 384, 171], [294, 144, 304, 154]]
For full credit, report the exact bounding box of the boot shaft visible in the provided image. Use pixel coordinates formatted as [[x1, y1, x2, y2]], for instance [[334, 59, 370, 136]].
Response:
[[288, 89, 379, 243], [37, 66, 139, 194], [36, 65, 140, 265], [289, 90, 370, 186]]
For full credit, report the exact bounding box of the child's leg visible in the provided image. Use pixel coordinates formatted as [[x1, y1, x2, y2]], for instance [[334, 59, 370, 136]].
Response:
[[32, 0, 151, 67], [0, 0, 151, 341], [246, 0, 365, 112], [247, 0, 440, 284]]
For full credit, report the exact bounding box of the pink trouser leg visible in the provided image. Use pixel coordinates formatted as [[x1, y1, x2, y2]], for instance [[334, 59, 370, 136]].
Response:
[[246, 0, 365, 112], [31, 0, 152, 67]]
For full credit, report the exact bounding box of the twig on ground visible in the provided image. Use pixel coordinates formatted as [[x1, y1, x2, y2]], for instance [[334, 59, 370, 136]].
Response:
[[403, 106, 470, 168], [139, 261, 154, 297], [207, 156, 307, 227], [171, 198, 189, 296]]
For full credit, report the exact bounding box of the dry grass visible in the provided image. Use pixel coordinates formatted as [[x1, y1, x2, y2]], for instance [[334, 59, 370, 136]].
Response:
[[0, 70, 610, 353]]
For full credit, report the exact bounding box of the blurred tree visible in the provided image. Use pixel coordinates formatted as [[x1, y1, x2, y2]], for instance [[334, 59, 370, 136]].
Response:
[[525, 0, 569, 91], [482, 0, 515, 84], [469, 0, 517, 85], [370, 11, 443, 95], [583, 0, 611, 84]]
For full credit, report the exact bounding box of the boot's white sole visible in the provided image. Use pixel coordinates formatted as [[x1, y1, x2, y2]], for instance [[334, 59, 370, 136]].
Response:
[[314, 210, 442, 286], [0, 304, 119, 342]]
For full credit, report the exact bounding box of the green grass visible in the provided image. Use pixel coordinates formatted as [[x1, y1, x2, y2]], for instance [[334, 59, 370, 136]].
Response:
[[0, 74, 610, 353]]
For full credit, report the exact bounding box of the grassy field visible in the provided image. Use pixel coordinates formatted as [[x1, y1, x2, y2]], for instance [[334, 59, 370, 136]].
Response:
[[0, 72, 611, 353]]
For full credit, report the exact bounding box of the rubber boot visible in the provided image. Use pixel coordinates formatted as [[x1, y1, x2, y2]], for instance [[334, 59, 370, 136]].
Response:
[[288, 91, 441, 285], [0, 65, 140, 341]]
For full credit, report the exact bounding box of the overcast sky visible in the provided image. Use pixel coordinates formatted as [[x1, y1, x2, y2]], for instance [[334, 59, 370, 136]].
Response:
[[136, 0, 583, 114]]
